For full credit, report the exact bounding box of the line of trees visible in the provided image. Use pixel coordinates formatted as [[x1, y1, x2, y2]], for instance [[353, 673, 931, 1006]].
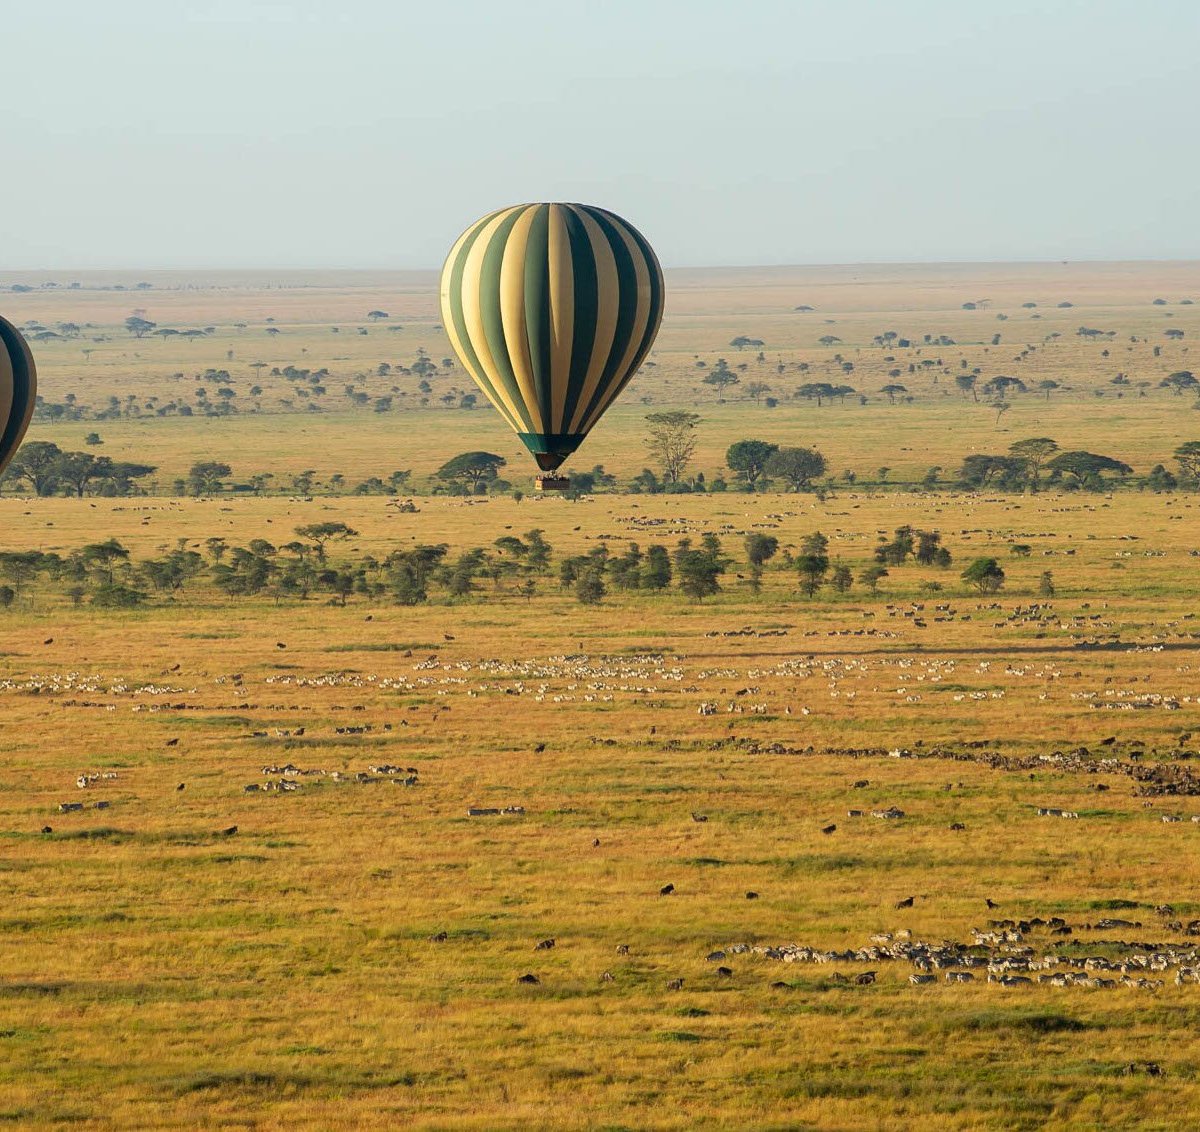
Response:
[[0, 520, 1043, 614], [4, 431, 1196, 500], [958, 438, 1200, 492], [0, 441, 157, 497]]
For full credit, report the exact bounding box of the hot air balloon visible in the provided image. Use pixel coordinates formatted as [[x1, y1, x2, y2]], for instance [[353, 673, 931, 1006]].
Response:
[[440, 203, 664, 478], [0, 314, 37, 479]]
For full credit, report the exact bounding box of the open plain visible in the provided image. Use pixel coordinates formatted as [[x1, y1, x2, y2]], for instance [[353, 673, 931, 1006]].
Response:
[[2, 262, 1200, 1129]]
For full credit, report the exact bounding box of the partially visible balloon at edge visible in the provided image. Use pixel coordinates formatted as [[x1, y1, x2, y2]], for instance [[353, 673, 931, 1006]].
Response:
[[0, 314, 37, 478], [439, 203, 665, 471]]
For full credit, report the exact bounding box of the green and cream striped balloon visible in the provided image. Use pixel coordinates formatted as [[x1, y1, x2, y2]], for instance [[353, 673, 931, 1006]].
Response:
[[0, 314, 37, 480], [440, 203, 664, 471]]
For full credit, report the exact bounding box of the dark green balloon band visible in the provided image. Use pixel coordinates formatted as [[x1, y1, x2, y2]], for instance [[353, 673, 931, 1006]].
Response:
[[518, 432, 585, 471], [0, 315, 37, 477]]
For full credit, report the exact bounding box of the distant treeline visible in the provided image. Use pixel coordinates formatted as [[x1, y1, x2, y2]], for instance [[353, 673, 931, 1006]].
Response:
[[2, 434, 1197, 499]]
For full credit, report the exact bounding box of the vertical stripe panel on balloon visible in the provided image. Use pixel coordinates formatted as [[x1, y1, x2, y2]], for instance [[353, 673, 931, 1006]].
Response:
[[518, 204, 553, 435], [442, 212, 524, 433], [572, 207, 642, 433], [618, 212, 666, 364], [546, 205, 575, 434], [558, 207, 598, 433], [459, 207, 536, 432], [565, 205, 621, 435], [580, 212, 666, 433], [499, 205, 545, 434], [0, 317, 35, 477], [0, 343, 14, 469], [478, 207, 539, 433]]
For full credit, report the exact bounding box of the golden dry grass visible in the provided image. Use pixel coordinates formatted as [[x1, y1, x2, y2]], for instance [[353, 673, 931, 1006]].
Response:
[[1, 264, 1199, 1129]]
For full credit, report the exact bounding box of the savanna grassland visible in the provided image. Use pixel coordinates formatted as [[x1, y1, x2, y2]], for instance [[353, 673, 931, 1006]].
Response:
[[1, 262, 1200, 1130]]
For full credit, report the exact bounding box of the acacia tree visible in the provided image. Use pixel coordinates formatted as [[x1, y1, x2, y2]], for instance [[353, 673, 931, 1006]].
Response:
[[4, 441, 62, 495], [703, 359, 739, 401], [1160, 371, 1198, 396], [962, 557, 1005, 594], [675, 541, 724, 600], [644, 411, 701, 485], [1174, 441, 1200, 488], [1046, 450, 1132, 488], [187, 461, 232, 495], [765, 446, 826, 492], [436, 451, 506, 491], [797, 382, 836, 406], [795, 550, 829, 596], [124, 315, 156, 338], [1008, 437, 1058, 488], [858, 564, 888, 594], [955, 374, 979, 402], [294, 522, 358, 563], [959, 454, 1026, 489], [52, 452, 107, 497], [726, 440, 778, 488], [744, 534, 779, 570]]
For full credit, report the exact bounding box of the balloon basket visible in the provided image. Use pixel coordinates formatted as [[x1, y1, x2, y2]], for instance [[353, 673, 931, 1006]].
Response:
[[535, 475, 571, 492]]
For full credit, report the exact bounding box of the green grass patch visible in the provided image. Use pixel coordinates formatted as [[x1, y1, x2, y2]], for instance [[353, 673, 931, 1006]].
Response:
[[930, 1009, 1090, 1035]]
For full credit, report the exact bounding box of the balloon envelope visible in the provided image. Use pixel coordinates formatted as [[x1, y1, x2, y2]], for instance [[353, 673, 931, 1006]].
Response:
[[440, 203, 664, 470], [0, 314, 36, 479]]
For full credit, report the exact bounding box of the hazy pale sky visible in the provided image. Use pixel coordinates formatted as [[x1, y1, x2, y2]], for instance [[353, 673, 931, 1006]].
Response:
[[5, 0, 1198, 269]]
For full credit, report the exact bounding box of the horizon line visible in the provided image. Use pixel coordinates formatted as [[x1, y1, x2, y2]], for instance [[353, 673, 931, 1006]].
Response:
[[3, 255, 1200, 278]]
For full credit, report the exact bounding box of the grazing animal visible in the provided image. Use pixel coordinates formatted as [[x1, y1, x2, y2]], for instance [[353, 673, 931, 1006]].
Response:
[[821, 823, 837, 835], [535, 938, 555, 950], [986, 898, 999, 910], [666, 978, 684, 990], [534, 743, 546, 753], [429, 931, 448, 942], [616, 944, 630, 955], [600, 971, 614, 982], [165, 738, 179, 747], [895, 896, 915, 909], [660, 883, 675, 896], [770, 981, 789, 989], [220, 825, 238, 836], [854, 971, 877, 985], [716, 966, 733, 978], [41, 826, 52, 834], [853, 780, 870, 788], [176, 783, 186, 791], [691, 812, 708, 823], [746, 891, 759, 900], [276, 642, 286, 649], [950, 822, 965, 830], [43, 638, 53, 645], [517, 974, 540, 985]]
